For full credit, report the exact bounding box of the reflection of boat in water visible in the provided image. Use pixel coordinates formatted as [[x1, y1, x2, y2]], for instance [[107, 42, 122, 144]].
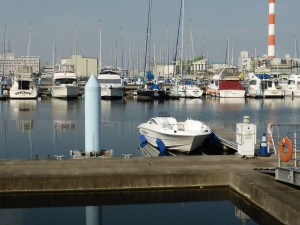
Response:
[[16, 120, 33, 132], [54, 120, 76, 132], [138, 113, 212, 154]]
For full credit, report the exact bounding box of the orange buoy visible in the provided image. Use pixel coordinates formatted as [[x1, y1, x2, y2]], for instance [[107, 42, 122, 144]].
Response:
[[278, 136, 293, 162]]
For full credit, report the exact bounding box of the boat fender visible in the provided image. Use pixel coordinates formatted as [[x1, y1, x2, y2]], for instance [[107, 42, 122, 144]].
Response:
[[210, 132, 219, 144], [278, 136, 293, 162], [140, 134, 147, 144], [139, 142, 147, 148], [156, 138, 166, 156]]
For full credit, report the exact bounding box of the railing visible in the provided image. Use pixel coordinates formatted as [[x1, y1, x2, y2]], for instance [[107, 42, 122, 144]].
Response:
[[268, 123, 300, 168]]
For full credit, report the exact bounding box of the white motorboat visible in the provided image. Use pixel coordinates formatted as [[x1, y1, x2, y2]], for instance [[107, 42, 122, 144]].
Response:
[[97, 66, 125, 99], [51, 64, 80, 99], [138, 114, 212, 153], [283, 73, 300, 97], [246, 73, 284, 98], [171, 79, 203, 98], [9, 65, 38, 99]]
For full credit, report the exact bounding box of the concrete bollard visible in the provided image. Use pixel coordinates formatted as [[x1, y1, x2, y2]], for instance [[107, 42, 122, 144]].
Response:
[[85, 75, 101, 156]]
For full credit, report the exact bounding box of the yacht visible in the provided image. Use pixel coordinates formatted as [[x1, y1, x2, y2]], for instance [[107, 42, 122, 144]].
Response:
[[246, 73, 284, 98], [283, 73, 300, 97], [51, 64, 80, 99], [138, 113, 211, 154], [97, 66, 124, 99], [206, 67, 245, 98], [9, 65, 38, 99], [171, 79, 203, 98]]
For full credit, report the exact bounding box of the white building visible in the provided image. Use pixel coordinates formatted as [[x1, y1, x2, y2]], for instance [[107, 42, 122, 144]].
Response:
[[191, 58, 208, 72], [0, 53, 40, 75], [61, 55, 98, 77]]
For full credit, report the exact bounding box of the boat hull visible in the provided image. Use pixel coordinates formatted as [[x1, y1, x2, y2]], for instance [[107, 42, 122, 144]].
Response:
[[9, 89, 38, 99], [137, 90, 166, 100], [101, 86, 124, 99], [51, 85, 80, 99]]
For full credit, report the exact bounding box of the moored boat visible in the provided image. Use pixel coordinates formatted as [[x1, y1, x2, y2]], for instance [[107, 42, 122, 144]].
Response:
[[283, 73, 300, 97], [97, 66, 124, 99], [9, 65, 38, 99], [51, 64, 80, 99], [206, 67, 245, 98], [171, 79, 203, 98], [137, 71, 166, 100], [138, 113, 212, 153], [246, 73, 284, 98]]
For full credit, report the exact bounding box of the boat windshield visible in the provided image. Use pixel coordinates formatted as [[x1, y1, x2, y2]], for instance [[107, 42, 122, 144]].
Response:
[[55, 78, 77, 85]]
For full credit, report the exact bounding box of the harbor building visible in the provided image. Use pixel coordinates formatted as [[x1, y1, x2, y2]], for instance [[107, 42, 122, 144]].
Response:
[[0, 52, 40, 75], [61, 55, 98, 78]]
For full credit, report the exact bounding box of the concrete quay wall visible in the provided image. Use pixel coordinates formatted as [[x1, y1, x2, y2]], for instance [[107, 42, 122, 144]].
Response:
[[0, 155, 299, 225]]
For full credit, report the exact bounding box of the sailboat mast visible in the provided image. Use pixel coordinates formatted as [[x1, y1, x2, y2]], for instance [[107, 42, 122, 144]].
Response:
[[99, 20, 102, 73], [143, 0, 152, 76], [2, 24, 6, 78], [27, 23, 32, 65], [180, 0, 185, 78]]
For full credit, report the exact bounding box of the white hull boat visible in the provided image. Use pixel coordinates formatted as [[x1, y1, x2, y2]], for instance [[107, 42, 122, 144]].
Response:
[[97, 66, 125, 99], [51, 64, 80, 99], [51, 85, 80, 98], [173, 84, 203, 98], [10, 65, 38, 99], [283, 73, 300, 97], [246, 73, 284, 98], [138, 115, 211, 153]]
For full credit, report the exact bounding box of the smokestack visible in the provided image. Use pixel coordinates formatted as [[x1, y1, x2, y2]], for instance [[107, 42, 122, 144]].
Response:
[[268, 0, 275, 58]]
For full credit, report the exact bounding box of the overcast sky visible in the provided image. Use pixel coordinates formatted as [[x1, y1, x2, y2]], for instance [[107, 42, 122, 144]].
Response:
[[1, 0, 300, 68]]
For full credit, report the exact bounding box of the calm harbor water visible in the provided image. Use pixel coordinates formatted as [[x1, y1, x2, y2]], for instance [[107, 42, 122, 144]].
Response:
[[0, 96, 294, 225], [0, 96, 299, 159]]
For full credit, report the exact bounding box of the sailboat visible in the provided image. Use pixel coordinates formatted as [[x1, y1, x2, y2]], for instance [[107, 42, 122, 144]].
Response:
[[169, 0, 203, 98], [137, 0, 166, 100]]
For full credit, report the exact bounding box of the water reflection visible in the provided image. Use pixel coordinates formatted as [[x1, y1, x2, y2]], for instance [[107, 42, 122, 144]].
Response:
[[0, 188, 283, 225]]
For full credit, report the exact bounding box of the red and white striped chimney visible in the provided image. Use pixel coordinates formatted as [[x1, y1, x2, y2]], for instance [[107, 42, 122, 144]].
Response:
[[268, 0, 275, 58]]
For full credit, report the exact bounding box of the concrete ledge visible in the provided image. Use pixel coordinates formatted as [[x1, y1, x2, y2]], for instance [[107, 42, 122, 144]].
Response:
[[0, 156, 299, 225]]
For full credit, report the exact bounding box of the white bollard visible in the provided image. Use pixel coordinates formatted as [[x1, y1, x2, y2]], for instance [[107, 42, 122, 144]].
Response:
[[85, 75, 101, 156]]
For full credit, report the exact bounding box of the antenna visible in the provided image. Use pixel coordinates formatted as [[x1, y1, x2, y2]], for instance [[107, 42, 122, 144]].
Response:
[[99, 20, 102, 73], [27, 22, 32, 65]]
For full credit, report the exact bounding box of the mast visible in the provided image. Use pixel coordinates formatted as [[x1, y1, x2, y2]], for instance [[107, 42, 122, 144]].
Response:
[[2, 24, 6, 78], [144, 0, 152, 77], [52, 40, 55, 70], [27, 23, 32, 65], [173, 0, 183, 78], [190, 18, 195, 77], [180, 0, 185, 78], [98, 20, 102, 73], [74, 24, 77, 74]]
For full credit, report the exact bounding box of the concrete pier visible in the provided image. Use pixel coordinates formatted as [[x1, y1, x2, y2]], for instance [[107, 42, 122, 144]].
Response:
[[0, 155, 299, 225]]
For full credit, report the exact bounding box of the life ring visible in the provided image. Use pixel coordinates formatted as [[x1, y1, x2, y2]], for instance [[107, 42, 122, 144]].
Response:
[[278, 136, 293, 162]]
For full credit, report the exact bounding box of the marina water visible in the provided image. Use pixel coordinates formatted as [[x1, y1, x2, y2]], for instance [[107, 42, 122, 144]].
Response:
[[0, 96, 291, 224]]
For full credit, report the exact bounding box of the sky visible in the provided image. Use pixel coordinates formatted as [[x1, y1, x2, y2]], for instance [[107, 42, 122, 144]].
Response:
[[0, 0, 300, 69]]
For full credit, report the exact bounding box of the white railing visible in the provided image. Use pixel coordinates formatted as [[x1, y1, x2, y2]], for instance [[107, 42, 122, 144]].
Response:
[[268, 123, 300, 168]]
